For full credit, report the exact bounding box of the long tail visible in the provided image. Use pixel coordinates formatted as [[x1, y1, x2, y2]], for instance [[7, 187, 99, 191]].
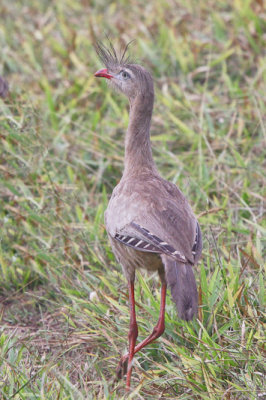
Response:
[[162, 256, 198, 321]]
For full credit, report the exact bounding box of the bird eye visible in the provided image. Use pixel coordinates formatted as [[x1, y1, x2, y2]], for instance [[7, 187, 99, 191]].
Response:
[[120, 70, 130, 79]]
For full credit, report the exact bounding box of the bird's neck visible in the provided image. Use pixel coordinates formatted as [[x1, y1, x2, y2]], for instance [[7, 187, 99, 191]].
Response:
[[123, 91, 157, 176]]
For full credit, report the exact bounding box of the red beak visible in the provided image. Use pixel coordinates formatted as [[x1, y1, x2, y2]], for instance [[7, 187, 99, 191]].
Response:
[[94, 68, 113, 79]]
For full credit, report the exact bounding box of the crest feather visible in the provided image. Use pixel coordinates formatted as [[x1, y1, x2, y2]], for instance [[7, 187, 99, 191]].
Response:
[[95, 38, 134, 70]]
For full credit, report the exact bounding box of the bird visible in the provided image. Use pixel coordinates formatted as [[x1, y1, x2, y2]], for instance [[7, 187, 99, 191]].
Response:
[[94, 40, 202, 391], [0, 75, 8, 98]]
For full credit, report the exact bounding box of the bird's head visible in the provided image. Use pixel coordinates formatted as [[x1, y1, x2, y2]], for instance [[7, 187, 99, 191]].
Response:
[[94, 40, 153, 102]]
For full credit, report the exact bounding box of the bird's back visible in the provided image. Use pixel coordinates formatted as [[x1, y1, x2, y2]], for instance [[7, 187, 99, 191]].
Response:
[[105, 172, 198, 263], [105, 171, 202, 320]]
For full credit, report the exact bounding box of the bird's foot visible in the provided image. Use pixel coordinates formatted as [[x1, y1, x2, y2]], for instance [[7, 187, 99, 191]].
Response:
[[116, 354, 128, 379]]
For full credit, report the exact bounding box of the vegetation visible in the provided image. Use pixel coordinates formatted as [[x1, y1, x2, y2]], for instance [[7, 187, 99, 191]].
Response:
[[0, 0, 265, 398]]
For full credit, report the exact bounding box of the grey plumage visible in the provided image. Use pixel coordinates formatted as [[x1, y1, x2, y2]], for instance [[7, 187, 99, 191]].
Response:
[[105, 173, 202, 321], [115, 221, 201, 320], [162, 256, 198, 321], [95, 41, 202, 321], [95, 40, 203, 389]]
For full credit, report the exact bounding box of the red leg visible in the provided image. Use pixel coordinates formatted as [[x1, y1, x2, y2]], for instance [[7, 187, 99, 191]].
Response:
[[117, 283, 167, 379], [132, 282, 166, 353], [126, 280, 138, 391]]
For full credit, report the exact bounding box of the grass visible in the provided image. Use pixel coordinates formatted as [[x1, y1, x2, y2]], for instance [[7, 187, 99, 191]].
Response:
[[0, 0, 265, 398]]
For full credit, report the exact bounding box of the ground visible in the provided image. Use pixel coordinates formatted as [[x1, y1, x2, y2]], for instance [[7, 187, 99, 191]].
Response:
[[0, 1, 265, 399]]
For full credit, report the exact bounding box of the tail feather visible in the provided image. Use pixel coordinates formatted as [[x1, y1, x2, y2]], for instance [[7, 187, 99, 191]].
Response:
[[162, 256, 198, 321]]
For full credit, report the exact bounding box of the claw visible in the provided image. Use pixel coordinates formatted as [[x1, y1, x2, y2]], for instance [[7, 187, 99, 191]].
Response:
[[116, 355, 128, 380]]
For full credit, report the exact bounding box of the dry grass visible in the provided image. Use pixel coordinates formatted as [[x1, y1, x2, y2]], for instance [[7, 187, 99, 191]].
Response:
[[0, 0, 265, 399]]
